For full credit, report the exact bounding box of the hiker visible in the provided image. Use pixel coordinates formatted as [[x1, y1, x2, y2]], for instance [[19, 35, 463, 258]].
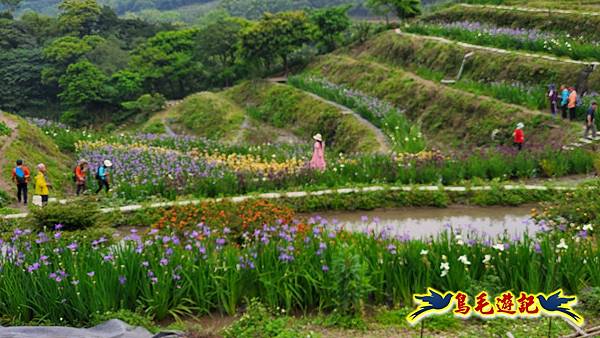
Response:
[[11, 159, 30, 205], [95, 160, 112, 194], [513, 123, 524, 151], [584, 102, 597, 140], [568, 87, 578, 121], [34, 163, 50, 206], [309, 133, 326, 171], [74, 159, 88, 196], [560, 85, 569, 119], [548, 84, 558, 117]]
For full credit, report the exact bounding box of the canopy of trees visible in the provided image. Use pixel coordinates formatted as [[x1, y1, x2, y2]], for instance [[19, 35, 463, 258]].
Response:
[[0, 0, 402, 126]]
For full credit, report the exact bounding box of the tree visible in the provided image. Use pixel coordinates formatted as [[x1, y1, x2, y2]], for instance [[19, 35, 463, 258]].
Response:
[[129, 29, 204, 98], [0, 0, 22, 14], [0, 48, 52, 112], [367, 0, 420, 22], [196, 15, 250, 86], [58, 60, 110, 118], [58, 0, 102, 36], [309, 5, 351, 52], [240, 11, 314, 74]]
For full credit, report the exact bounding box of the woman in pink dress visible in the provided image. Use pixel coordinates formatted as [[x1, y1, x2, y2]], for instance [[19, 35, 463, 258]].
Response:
[[309, 133, 326, 170]]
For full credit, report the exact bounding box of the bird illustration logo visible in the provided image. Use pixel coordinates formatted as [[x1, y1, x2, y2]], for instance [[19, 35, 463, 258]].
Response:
[[537, 289, 584, 326], [407, 288, 454, 325]]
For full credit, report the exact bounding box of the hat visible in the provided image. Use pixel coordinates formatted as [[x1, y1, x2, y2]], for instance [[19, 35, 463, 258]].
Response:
[[313, 133, 323, 142], [37, 163, 46, 171], [78, 159, 88, 165], [516, 123, 524, 129], [103, 160, 113, 167]]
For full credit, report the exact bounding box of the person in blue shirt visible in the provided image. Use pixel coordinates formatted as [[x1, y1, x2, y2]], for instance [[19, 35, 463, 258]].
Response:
[[95, 160, 112, 194], [560, 85, 570, 119]]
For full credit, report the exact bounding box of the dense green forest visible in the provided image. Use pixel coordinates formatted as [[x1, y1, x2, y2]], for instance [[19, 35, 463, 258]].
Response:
[[5, 0, 370, 21], [0, 0, 394, 125]]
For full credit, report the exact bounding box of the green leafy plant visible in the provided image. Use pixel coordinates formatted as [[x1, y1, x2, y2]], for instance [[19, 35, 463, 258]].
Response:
[[0, 121, 11, 137], [28, 200, 99, 230]]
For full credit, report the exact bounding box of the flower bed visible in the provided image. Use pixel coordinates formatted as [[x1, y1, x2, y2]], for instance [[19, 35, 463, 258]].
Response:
[[405, 21, 600, 61], [1, 214, 597, 326]]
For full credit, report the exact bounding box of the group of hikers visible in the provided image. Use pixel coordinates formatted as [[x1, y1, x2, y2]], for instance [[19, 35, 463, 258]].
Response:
[[11, 159, 113, 206], [514, 85, 599, 151], [548, 84, 597, 139]]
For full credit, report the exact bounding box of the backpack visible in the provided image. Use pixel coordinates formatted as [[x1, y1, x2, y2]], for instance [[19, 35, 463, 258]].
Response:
[[15, 167, 26, 184], [95, 167, 102, 180]]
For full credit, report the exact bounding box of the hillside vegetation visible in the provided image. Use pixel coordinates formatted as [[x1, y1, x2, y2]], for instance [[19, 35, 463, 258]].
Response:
[[226, 81, 383, 153], [0, 114, 72, 197], [357, 31, 600, 93], [460, 0, 600, 11], [303, 54, 578, 150], [426, 4, 600, 41], [170, 92, 245, 141]]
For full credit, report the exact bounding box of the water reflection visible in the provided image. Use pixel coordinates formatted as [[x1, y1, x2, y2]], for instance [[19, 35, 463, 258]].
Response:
[[309, 206, 536, 239]]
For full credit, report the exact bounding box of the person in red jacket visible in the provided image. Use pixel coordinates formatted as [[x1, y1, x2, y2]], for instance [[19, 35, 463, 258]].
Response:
[[513, 122, 524, 151]]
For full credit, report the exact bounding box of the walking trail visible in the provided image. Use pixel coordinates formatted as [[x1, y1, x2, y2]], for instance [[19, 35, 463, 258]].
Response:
[[2, 181, 592, 220], [303, 91, 391, 153], [161, 100, 182, 137], [268, 77, 391, 153], [381, 35, 600, 149], [0, 112, 18, 194]]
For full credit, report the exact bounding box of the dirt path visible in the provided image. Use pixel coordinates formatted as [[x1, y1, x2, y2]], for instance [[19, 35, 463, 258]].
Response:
[[268, 77, 391, 153], [161, 100, 182, 137], [303, 91, 391, 153], [0, 112, 18, 194], [394, 29, 599, 67]]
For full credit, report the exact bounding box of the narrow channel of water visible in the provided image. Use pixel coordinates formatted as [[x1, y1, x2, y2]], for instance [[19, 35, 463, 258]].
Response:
[[309, 205, 537, 239]]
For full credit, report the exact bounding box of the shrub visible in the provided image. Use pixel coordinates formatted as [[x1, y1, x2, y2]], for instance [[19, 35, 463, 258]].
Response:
[[0, 121, 11, 137], [0, 189, 10, 208], [29, 201, 99, 231], [122, 93, 166, 117], [222, 299, 297, 338]]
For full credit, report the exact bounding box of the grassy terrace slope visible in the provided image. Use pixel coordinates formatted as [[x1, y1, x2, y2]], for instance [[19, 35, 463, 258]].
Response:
[[357, 31, 600, 93], [303, 54, 578, 150], [141, 81, 385, 153], [0, 114, 71, 198], [427, 4, 600, 41], [143, 92, 246, 142], [225, 81, 384, 153]]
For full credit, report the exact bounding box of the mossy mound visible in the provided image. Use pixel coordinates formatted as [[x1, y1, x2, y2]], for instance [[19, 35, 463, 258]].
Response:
[[172, 92, 246, 141], [303, 54, 578, 151], [225, 81, 383, 153]]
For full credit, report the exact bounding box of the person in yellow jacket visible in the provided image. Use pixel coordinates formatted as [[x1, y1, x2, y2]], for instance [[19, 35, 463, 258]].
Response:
[[34, 163, 51, 206]]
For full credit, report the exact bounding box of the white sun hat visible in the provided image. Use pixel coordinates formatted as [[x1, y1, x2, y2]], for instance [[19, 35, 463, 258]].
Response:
[[313, 133, 323, 142], [516, 123, 524, 129], [103, 160, 113, 167]]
